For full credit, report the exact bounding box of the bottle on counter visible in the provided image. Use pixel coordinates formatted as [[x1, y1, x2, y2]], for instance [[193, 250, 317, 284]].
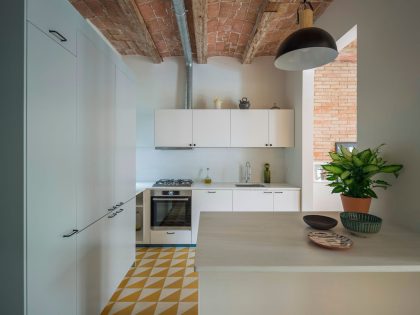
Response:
[[204, 167, 212, 184], [264, 163, 271, 184]]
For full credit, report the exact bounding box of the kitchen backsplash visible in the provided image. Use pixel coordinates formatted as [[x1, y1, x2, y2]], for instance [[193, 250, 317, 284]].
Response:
[[136, 147, 286, 183]]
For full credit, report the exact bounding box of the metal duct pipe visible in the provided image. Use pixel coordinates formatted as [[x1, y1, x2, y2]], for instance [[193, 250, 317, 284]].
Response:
[[172, 0, 193, 109]]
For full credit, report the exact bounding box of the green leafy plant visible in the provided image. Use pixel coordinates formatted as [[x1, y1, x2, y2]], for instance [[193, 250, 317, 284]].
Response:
[[322, 144, 403, 198]]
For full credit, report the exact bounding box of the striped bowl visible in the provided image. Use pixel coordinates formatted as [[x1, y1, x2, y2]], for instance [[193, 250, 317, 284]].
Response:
[[340, 212, 383, 234]]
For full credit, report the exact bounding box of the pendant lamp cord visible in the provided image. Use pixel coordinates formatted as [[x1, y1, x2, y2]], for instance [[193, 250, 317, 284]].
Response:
[[297, 0, 314, 24]]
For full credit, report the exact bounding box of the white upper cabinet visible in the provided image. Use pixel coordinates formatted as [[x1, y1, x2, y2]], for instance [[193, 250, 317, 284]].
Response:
[[115, 69, 137, 204], [233, 190, 273, 212], [77, 32, 116, 228], [273, 191, 300, 212], [27, 0, 79, 55], [154, 109, 294, 148], [155, 109, 193, 147], [26, 23, 77, 315], [231, 110, 269, 147], [193, 110, 231, 147], [269, 110, 294, 147]]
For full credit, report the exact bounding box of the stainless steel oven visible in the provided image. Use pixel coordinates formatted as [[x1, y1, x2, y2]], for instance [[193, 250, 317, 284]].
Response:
[[151, 190, 191, 229]]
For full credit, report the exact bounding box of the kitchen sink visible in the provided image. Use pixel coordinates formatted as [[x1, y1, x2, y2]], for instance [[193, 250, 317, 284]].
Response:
[[235, 183, 266, 187]]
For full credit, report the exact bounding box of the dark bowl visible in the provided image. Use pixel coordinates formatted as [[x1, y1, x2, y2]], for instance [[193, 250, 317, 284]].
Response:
[[303, 215, 338, 230], [340, 212, 382, 234]]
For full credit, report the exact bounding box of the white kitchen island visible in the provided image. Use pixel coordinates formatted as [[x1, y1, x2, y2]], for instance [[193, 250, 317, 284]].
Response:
[[195, 212, 420, 315]]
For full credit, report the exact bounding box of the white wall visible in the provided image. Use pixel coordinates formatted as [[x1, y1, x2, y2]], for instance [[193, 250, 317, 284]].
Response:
[[284, 72, 302, 186], [314, 0, 420, 230], [125, 56, 289, 183], [284, 70, 314, 210], [313, 182, 342, 211]]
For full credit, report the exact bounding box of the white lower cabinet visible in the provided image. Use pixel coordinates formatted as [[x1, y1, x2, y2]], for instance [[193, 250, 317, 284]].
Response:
[[233, 190, 274, 212], [273, 191, 300, 212], [192, 190, 233, 243], [77, 216, 107, 315], [108, 199, 136, 293], [77, 200, 135, 315], [151, 230, 192, 245], [191, 189, 299, 243], [193, 190, 233, 212]]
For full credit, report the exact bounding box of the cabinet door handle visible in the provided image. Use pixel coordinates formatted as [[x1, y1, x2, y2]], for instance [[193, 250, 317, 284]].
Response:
[[265, 144, 268, 146], [270, 144, 273, 147], [264, 191, 273, 194], [207, 191, 216, 194], [166, 232, 175, 235], [275, 191, 284, 194], [49, 30, 67, 42], [63, 229, 78, 238]]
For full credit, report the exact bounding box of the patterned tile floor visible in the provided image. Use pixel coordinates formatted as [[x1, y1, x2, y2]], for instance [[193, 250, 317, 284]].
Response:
[[101, 247, 198, 315]]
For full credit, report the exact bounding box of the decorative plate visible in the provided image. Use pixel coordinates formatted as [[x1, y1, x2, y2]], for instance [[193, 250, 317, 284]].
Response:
[[308, 231, 353, 249], [303, 215, 338, 230]]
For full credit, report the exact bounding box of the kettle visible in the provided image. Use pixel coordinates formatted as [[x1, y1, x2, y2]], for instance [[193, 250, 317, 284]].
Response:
[[238, 97, 251, 109]]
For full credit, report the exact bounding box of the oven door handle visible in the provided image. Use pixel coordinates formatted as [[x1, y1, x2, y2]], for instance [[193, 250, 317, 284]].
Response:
[[152, 198, 190, 201]]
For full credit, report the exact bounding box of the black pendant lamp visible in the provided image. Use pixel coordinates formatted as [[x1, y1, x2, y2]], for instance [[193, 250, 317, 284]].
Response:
[[274, 0, 338, 71]]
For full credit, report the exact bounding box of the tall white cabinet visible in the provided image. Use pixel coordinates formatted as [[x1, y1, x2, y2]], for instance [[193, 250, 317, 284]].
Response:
[[26, 22, 78, 315], [24, 1, 137, 314], [115, 69, 137, 204], [77, 31, 116, 228]]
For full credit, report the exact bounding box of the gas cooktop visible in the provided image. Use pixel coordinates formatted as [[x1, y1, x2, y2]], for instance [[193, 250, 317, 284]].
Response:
[[152, 179, 193, 187]]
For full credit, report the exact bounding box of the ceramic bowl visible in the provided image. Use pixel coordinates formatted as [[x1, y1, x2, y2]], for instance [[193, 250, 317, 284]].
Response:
[[340, 212, 382, 235], [303, 215, 338, 230]]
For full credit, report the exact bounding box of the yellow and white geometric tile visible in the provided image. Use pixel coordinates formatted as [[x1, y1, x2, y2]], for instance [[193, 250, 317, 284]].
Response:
[[101, 247, 198, 315]]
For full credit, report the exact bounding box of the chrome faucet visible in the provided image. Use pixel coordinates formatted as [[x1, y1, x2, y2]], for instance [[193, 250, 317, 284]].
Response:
[[245, 161, 251, 183]]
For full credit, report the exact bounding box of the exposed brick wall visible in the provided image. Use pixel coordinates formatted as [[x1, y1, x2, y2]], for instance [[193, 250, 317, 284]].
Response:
[[313, 40, 357, 161]]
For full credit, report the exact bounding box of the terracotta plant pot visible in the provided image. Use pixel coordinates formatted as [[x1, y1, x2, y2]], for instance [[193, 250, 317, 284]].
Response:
[[340, 194, 372, 213]]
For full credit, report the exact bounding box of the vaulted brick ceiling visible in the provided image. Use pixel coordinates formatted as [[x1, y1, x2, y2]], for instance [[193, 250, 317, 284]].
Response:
[[70, 0, 333, 64]]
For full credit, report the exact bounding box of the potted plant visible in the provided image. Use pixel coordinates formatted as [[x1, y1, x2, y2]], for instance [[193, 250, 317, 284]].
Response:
[[322, 144, 403, 213]]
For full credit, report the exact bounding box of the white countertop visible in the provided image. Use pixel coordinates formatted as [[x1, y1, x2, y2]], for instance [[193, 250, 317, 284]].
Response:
[[136, 181, 300, 194], [195, 212, 420, 273], [135, 182, 155, 195]]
